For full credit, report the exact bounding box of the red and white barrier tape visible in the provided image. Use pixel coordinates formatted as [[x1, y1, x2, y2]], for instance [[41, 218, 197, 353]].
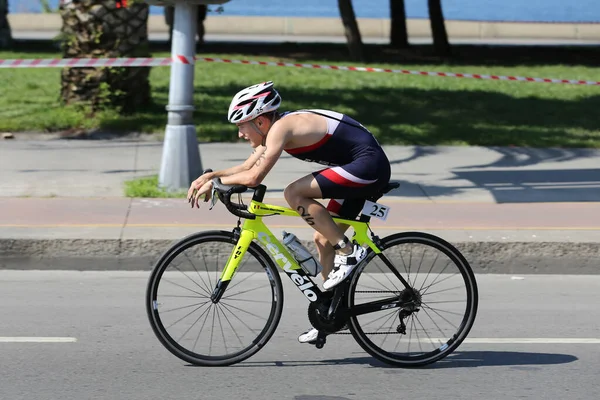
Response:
[[1, 56, 599, 86]]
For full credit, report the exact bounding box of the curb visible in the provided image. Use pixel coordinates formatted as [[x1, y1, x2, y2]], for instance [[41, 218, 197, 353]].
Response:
[[2, 238, 599, 274]]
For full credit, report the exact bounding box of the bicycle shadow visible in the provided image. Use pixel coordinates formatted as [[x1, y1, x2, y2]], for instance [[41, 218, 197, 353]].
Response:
[[224, 350, 577, 369]]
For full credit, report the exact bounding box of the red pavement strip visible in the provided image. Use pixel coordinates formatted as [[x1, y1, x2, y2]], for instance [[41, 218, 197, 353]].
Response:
[[2, 198, 600, 230]]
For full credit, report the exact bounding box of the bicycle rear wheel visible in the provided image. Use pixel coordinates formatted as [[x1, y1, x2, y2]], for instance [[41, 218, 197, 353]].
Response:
[[347, 232, 478, 367], [146, 231, 283, 366]]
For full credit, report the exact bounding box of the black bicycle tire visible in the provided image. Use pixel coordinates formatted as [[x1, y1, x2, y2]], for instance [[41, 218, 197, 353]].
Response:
[[146, 230, 284, 366], [346, 231, 478, 367]]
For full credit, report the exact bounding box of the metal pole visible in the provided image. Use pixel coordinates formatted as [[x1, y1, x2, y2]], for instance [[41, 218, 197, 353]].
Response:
[[159, 1, 202, 191]]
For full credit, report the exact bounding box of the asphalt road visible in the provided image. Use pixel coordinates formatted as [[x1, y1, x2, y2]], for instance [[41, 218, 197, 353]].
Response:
[[0, 269, 598, 400]]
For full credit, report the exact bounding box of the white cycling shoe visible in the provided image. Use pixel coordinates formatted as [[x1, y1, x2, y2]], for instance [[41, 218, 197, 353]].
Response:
[[298, 324, 349, 344], [323, 244, 367, 290], [298, 328, 319, 344]]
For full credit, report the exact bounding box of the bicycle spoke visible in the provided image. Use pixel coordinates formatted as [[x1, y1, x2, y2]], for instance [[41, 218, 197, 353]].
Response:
[[410, 313, 424, 354], [419, 306, 453, 341], [420, 304, 461, 329], [170, 265, 212, 297], [415, 247, 427, 278], [215, 305, 246, 348], [369, 258, 403, 292], [422, 283, 465, 297], [418, 250, 441, 293], [161, 276, 209, 298], [421, 302, 466, 317], [220, 298, 272, 304], [413, 313, 441, 348], [160, 299, 211, 314], [392, 325, 406, 353], [173, 303, 212, 341], [215, 303, 228, 355], [199, 245, 215, 290], [160, 294, 209, 299], [358, 308, 398, 329], [419, 262, 455, 294], [219, 300, 269, 322], [218, 301, 263, 335], [183, 251, 213, 294], [208, 306, 217, 355], [222, 283, 271, 299], [424, 299, 467, 304], [224, 271, 258, 293]]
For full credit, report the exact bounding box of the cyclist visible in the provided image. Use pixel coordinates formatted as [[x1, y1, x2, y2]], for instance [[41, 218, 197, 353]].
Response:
[[187, 81, 391, 343]]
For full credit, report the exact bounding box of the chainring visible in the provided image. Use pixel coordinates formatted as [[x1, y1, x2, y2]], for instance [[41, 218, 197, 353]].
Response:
[[307, 293, 347, 334]]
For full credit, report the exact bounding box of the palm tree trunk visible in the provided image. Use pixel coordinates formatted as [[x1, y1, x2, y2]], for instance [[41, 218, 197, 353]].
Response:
[[0, 0, 12, 49], [390, 0, 409, 48], [338, 0, 365, 61], [59, 0, 152, 113], [428, 0, 451, 56]]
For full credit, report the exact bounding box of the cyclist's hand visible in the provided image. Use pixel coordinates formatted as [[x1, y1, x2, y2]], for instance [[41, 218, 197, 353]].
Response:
[[187, 174, 210, 205], [190, 180, 213, 208]]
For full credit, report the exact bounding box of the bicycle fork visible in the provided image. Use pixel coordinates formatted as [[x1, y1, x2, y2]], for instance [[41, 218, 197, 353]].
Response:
[[210, 227, 254, 303]]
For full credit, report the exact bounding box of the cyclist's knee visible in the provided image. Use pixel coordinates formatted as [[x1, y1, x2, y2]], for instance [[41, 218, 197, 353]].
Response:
[[283, 184, 295, 205], [283, 183, 305, 206]]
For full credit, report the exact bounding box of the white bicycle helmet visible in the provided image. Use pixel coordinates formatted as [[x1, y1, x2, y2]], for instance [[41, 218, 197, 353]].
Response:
[[227, 81, 282, 124]]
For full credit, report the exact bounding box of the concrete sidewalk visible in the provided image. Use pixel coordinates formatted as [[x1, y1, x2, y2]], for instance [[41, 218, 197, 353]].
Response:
[[1, 137, 599, 273]]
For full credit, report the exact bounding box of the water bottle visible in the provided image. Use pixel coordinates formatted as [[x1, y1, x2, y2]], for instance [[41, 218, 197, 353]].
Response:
[[282, 231, 323, 277]]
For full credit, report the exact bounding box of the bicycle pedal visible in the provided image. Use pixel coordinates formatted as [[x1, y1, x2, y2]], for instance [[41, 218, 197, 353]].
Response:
[[314, 332, 327, 349], [315, 337, 326, 349]]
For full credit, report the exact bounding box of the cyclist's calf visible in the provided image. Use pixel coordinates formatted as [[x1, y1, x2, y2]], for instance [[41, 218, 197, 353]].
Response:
[[314, 231, 335, 279]]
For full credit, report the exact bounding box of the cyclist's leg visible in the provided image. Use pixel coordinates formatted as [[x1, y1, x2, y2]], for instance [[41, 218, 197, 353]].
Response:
[[314, 222, 350, 280], [283, 174, 351, 255]]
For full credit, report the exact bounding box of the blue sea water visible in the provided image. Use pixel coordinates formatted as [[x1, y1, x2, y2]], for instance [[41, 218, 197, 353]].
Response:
[[11, 0, 600, 23]]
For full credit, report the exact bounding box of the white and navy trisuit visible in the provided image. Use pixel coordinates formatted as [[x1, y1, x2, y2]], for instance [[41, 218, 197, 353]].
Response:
[[281, 109, 391, 219]]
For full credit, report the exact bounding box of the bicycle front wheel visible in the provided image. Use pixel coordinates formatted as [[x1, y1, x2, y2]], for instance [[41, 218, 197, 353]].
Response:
[[347, 232, 478, 367], [146, 231, 283, 366]]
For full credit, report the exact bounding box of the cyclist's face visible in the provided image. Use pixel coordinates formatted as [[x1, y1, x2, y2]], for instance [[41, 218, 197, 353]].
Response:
[[236, 119, 264, 148]]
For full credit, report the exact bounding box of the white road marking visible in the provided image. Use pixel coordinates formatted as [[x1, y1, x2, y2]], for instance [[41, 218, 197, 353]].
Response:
[[0, 337, 77, 343], [461, 338, 600, 344]]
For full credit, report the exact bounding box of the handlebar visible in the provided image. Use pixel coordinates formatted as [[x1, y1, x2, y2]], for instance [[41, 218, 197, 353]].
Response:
[[204, 169, 266, 220]]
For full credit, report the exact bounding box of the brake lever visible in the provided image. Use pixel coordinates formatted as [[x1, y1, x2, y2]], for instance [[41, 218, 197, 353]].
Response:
[[208, 187, 218, 210]]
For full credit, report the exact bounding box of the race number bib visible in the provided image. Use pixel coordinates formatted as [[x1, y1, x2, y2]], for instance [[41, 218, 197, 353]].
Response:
[[361, 200, 390, 221]]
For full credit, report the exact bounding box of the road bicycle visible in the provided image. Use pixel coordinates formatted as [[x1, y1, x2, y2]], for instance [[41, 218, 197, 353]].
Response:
[[146, 178, 478, 367]]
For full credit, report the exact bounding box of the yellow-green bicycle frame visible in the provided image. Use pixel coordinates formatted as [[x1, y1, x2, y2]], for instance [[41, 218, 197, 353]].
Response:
[[218, 198, 383, 301]]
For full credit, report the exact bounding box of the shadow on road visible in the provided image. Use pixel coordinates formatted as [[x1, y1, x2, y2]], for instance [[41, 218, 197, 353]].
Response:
[[427, 350, 578, 369], [222, 350, 577, 369]]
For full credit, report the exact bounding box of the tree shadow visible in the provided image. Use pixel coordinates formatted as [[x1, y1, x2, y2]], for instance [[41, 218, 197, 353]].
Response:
[[450, 168, 600, 202], [194, 42, 600, 68], [388, 147, 443, 165], [211, 350, 577, 369], [393, 168, 600, 203], [187, 84, 600, 148], [459, 147, 599, 168], [10, 39, 600, 67]]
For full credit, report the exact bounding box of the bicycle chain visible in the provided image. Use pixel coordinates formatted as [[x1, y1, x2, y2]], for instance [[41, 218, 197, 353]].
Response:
[[333, 331, 402, 335], [354, 291, 401, 293]]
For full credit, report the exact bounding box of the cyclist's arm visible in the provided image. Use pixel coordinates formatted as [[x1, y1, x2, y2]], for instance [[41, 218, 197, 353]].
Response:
[[220, 123, 291, 187], [189, 147, 266, 190], [204, 147, 267, 180]]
